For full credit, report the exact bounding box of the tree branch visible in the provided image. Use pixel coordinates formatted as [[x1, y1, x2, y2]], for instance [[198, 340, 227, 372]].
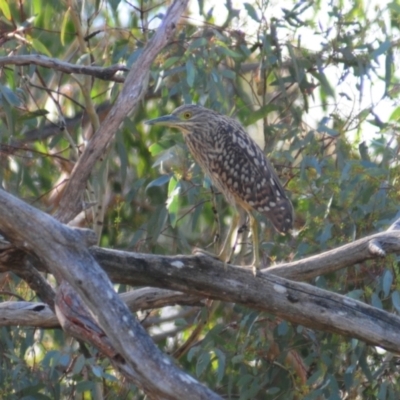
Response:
[[0, 288, 204, 328], [266, 228, 400, 280], [89, 247, 400, 354], [90, 225, 400, 283], [55, 0, 190, 223], [0, 301, 59, 328], [0, 55, 127, 82], [3, 182, 400, 355], [0, 186, 220, 400]]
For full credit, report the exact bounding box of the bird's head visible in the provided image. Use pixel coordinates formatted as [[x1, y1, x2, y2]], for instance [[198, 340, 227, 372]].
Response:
[[145, 104, 213, 135]]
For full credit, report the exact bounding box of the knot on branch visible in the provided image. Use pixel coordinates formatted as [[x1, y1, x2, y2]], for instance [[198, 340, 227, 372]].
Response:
[[368, 239, 386, 257]]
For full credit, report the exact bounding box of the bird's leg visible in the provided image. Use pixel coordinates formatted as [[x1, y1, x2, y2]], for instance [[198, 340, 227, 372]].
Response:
[[237, 219, 249, 264], [218, 210, 240, 268], [232, 211, 248, 265], [249, 213, 260, 276], [210, 186, 221, 253]]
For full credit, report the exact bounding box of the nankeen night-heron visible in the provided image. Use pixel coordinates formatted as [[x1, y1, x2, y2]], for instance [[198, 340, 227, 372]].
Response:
[[145, 105, 294, 274]]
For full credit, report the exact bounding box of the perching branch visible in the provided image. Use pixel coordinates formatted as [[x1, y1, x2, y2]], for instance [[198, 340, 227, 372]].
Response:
[[266, 228, 400, 280], [0, 55, 127, 82], [89, 246, 400, 354], [2, 187, 400, 355]]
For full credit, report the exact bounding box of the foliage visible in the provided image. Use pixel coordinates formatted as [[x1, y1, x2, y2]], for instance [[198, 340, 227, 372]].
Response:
[[1, 0, 400, 398]]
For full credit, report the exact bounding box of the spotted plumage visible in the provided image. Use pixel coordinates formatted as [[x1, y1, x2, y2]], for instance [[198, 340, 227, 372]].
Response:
[[146, 105, 294, 273]]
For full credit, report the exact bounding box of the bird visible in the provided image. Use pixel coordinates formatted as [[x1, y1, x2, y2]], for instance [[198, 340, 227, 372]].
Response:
[[145, 104, 294, 274]]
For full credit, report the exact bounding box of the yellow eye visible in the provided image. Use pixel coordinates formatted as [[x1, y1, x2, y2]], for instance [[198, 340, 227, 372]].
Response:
[[182, 111, 192, 119]]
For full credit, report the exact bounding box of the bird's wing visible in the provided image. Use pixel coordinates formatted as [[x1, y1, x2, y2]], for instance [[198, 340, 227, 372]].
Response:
[[208, 120, 293, 233]]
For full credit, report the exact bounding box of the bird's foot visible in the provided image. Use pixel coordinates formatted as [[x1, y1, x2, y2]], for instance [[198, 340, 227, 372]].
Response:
[[193, 248, 230, 270], [192, 247, 220, 260], [252, 265, 260, 277]]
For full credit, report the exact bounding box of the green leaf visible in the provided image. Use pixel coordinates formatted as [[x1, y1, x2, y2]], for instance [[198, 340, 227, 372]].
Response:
[[215, 41, 242, 58], [318, 222, 332, 245], [149, 142, 167, 156], [371, 293, 383, 309], [231, 354, 244, 364], [60, 7, 71, 46], [346, 289, 364, 300], [371, 39, 391, 60], [244, 3, 260, 22], [189, 37, 207, 50], [127, 48, 143, 67], [382, 270, 393, 297], [163, 56, 182, 69], [31, 38, 52, 57], [76, 381, 95, 393], [167, 194, 179, 228], [92, 365, 103, 377], [385, 49, 393, 97], [72, 354, 86, 375], [167, 177, 181, 228], [378, 382, 388, 400], [103, 372, 118, 382], [20, 109, 49, 120], [187, 346, 200, 362], [0, 0, 11, 20], [196, 351, 210, 377], [186, 60, 196, 87], [0, 85, 21, 106], [167, 175, 178, 196], [220, 69, 236, 79], [0, 88, 15, 136], [244, 104, 279, 126], [317, 117, 339, 136], [146, 175, 171, 189], [214, 348, 226, 383], [389, 106, 400, 121], [128, 224, 146, 247], [59, 353, 70, 367], [267, 387, 280, 394], [391, 291, 400, 312], [277, 321, 289, 336]]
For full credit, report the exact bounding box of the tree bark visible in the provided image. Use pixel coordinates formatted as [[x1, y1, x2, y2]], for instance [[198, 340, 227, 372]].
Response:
[[55, 0, 190, 223]]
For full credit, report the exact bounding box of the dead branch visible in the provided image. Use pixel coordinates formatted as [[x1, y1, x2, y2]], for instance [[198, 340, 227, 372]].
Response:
[[0, 301, 58, 328], [0, 185, 219, 400], [0, 55, 127, 82], [266, 228, 400, 280], [90, 247, 400, 354], [0, 288, 204, 328], [2, 186, 400, 355], [55, 0, 190, 224]]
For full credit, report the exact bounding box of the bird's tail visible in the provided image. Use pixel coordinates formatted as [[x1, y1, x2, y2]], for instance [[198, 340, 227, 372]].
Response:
[[265, 198, 294, 234]]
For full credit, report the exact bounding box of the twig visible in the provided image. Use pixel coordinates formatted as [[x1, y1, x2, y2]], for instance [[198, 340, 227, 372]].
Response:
[[0, 55, 127, 82]]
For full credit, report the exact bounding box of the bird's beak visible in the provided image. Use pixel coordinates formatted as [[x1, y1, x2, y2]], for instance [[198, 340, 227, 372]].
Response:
[[145, 114, 181, 126]]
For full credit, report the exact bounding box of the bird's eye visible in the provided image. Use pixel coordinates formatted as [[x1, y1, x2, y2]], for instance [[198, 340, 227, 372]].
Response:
[[182, 111, 192, 119]]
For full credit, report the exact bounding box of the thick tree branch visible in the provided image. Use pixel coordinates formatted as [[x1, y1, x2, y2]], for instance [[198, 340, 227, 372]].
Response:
[[3, 185, 400, 355], [0, 288, 203, 328], [0, 301, 58, 328], [14, 258, 56, 308], [266, 229, 400, 280], [55, 0, 190, 223], [90, 247, 400, 354], [0, 242, 56, 306], [91, 225, 400, 283], [0, 187, 219, 400], [0, 55, 127, 82]]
